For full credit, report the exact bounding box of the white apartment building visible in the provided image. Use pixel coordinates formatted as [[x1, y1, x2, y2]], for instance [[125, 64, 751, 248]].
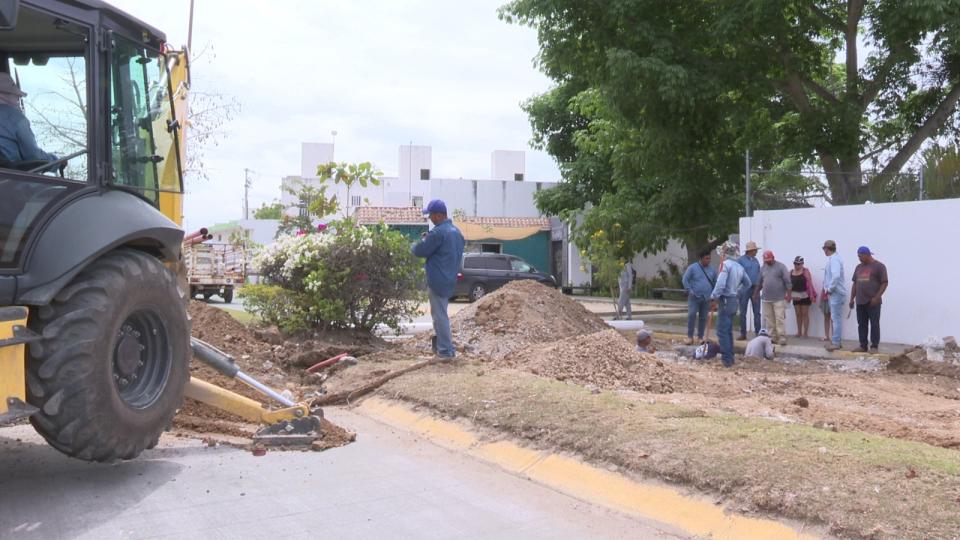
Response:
[[280, 143, 549, 219]]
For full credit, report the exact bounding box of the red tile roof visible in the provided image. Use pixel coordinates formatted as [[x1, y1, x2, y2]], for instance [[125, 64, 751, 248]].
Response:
[[353, 207, 550, 230], [353, 207, 424, 225], [459, 216, 550, 229]]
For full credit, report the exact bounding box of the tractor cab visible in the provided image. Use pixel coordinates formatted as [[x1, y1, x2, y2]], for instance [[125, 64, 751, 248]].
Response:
[[0, 0, 187, 292]]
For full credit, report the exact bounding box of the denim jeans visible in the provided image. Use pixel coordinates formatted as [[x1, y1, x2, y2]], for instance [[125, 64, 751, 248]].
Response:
[[687, 296, 710, 339], [828, 293, 846, 347], [429, 288, 455, 357], [856, 303, 881, 349], [738, 285, 760, 336], [716, 296, 738, 366]]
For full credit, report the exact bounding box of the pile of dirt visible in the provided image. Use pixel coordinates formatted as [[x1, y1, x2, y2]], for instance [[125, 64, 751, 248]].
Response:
[[443, 280, 609, 359], [500, 329, 679, 393]]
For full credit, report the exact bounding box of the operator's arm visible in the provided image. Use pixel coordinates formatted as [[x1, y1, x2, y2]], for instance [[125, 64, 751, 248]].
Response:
[[412, 229, 442, 258], [15, 115, 56, 162]]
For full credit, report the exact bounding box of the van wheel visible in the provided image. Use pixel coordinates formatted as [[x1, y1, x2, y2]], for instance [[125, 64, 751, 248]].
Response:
[[469, 283, 486, 302], [26, 249, 189, 462]]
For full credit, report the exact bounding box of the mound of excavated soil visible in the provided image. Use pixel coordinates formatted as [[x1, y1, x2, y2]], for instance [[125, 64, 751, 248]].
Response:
[[500, 329, 679, 393], [177, 301, 356, 449], [444, 280, 609, 359]]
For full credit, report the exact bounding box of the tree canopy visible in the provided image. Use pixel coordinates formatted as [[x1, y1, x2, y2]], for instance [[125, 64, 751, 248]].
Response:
[[252, 201, 284, 220], [502, 0, 960, 260]]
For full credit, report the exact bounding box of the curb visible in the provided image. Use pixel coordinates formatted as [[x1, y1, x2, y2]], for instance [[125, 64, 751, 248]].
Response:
[[355, 397, 818, 540]]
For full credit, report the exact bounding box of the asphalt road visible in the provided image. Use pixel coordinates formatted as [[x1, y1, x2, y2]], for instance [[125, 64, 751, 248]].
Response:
[[0, 409, 694, 540]]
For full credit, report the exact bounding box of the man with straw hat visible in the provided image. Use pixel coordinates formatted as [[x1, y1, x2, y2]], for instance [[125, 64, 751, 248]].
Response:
[[710, 241, 752, 367], [0, 72, 57, 165]]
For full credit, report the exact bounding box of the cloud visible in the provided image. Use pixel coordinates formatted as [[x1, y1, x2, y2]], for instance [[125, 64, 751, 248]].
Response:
[[109, 0, 560, 230]]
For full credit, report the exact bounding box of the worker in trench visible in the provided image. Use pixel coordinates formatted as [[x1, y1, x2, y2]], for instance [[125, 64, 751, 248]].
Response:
[[412, 199, 465, 360]]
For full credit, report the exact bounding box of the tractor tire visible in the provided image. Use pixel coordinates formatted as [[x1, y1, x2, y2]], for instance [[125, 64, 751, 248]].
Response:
[[469, 283, 486, 303], [222, 288, 233, 304], [26, 249, 190, 462]]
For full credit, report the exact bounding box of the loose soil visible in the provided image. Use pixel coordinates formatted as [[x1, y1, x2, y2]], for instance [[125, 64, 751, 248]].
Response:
[[174, 301, 362, 450], [179, 283, 960, 537], [423, 280, 609, 359]]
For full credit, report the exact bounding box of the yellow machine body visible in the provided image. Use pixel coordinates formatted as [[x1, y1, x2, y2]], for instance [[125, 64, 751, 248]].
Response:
[[0, 307, 29, 416]]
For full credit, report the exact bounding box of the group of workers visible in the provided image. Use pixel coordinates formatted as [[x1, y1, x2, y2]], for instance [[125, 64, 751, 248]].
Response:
[[682, 239, 888, 366]]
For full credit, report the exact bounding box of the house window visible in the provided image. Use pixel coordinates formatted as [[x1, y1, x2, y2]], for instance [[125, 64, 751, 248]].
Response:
[[420, 168, 430, 180], [514, 173, 524, 182], [350, 195, 362, 207], [412, 196, 423, 208], [465, 242, 502, 254]]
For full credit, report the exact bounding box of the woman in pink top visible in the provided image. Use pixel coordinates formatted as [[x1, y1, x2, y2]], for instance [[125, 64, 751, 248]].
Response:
[[790, 256, 818, 337]]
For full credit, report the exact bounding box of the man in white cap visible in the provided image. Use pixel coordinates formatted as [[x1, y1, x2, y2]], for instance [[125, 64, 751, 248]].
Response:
[[0, 72, 57, 165], [737, 241, 762, 340]]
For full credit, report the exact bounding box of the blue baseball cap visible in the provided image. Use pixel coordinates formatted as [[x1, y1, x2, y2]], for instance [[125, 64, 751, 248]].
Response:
[[857, 246, 872, 255], [423, 199, 447, 215]]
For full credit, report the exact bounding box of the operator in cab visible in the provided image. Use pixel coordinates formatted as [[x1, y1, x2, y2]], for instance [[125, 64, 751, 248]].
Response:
[[0, 72, 57, 167]]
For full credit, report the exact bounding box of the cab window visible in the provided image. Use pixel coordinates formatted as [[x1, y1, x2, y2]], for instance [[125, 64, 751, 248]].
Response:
[[0, 6, 90, 180], [108, 36, 182, 204]]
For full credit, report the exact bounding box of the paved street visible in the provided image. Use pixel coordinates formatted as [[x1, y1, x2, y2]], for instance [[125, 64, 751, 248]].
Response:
[[0, 409, 693, 540]]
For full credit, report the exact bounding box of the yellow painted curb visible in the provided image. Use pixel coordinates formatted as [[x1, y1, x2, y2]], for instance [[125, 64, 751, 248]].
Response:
[[356, 397, 819, 540]]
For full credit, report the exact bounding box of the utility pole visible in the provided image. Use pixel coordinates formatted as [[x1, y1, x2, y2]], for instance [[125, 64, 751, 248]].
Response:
[[243, 168, 252, 220], [745, 149, 751, 217], [918, 167, 925, 201], [187, 0, 195, 53]]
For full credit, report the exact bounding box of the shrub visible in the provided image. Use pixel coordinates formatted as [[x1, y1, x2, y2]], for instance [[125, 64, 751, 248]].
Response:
[[241, 220, 425, 334]]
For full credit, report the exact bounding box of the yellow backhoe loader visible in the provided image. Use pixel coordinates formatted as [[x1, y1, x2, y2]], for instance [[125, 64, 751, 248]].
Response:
[[0, 0, 320, 461]]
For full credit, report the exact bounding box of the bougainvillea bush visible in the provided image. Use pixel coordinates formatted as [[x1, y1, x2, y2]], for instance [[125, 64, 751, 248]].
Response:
[[240, 220, 424, 334]]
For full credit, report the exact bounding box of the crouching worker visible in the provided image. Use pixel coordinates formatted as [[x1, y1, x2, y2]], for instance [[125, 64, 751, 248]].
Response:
[[745, 329, 775, 360], [412, 199, 465, 359], [636, 328, 656, 353]]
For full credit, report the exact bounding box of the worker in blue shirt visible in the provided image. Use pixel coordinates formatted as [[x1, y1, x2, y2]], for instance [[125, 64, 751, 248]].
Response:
[[710, 241, 752, 367], [736, 241, 762, 340], [681, 248, 716, 344], [412, 199, 465, 359], [0, 73, 57, 165]]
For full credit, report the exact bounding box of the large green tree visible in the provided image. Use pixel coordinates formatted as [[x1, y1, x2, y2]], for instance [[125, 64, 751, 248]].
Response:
[[503, 0, 960, 259]]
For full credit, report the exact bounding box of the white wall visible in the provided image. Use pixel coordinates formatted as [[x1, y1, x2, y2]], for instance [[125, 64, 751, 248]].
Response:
[[491, 150, 525, 181], [301, 142, 334, 178], [739, 199, 960, 345], [631, 239, 688, 279]]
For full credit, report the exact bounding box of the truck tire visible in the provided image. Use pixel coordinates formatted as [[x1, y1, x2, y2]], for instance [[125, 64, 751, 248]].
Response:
[[26, 249, 190, 462], [222, 288, 233, 304]]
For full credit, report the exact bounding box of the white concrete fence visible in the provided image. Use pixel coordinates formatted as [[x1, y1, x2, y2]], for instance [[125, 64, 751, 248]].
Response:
[[739, 198, 959, 345]]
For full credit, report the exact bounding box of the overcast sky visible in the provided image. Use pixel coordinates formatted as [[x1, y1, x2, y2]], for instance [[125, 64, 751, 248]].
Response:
[[107, 0, 561, 231]]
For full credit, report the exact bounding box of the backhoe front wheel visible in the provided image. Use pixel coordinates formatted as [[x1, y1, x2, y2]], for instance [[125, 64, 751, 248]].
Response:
[[27, 249, 190, 462]]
